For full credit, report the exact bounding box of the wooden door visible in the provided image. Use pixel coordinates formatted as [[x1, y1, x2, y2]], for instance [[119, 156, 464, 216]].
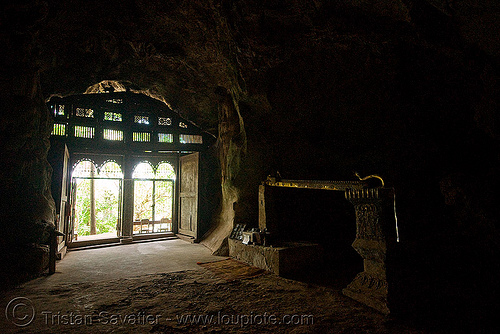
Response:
[[178, 152, 199, 238], [60, 145, 70, 244], [68, 178, 77, 244]]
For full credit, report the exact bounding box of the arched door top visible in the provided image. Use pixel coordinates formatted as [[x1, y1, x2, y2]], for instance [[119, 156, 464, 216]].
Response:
[[156, 162, 176, 180], [132, 161, 176, 179], [132, 161, 155, 179], [72, 159, 123, 178]]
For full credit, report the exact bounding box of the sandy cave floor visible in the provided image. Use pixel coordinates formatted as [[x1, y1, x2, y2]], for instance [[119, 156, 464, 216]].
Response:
[[0, 267, 432, 334]]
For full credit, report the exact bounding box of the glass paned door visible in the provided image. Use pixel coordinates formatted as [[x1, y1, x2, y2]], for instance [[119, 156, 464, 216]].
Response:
[[133, 180, 173, 233], [134, 180, 154, 221], [133, 162, 175, 234], [154, 180, 173, 232]]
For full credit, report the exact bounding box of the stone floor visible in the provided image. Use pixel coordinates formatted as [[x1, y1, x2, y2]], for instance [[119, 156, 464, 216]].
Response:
[[0, 238, 446, 333], [47, 238, 227, 284]]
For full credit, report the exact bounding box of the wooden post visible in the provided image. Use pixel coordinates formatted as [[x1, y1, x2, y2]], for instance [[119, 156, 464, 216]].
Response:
[[49, 229, 64, 274], [120, 178, 134, 243], [258, 185, 266, 231], [90, 167, 96, 235], [49, 228, 57, 274]]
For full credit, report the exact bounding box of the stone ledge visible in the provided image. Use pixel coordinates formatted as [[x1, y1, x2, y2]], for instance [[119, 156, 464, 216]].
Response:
[[228, 238, 322, 276]]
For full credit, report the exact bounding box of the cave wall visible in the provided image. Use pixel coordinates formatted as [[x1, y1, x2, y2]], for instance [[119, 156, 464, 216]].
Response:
[[1, 0, 499, 321], [0, 3, 56, 224], [1, 2, 56, 286]]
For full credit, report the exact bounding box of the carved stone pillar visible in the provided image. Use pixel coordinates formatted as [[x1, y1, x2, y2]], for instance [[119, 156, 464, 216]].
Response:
[[343, 188, 397, 314]]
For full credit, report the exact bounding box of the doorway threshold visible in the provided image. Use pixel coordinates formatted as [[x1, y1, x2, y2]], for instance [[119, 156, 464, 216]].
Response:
[[132, 232, 176, 242], [68, 233, 177, 250], [68, 237, 121, 249]]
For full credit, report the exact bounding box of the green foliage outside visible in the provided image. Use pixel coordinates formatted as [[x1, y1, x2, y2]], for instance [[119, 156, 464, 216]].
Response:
[[75, 179, 119, 236], [134, 180, 173, 221], [155, 181, 173, 220], [134, 180, 153, 221]]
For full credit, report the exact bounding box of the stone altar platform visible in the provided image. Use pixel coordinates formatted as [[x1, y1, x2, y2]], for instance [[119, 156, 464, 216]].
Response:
[[228, 238, 322, 276]]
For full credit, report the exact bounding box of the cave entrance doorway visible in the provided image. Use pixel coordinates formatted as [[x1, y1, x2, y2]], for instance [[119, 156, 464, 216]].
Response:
[[47, 90, 214, 251], [70, 160, 123, 243], [132, 162, 175, 234]]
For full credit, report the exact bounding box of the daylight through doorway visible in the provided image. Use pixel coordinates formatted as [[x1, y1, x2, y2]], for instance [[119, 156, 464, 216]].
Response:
[[71, 160, 123, 242], [133, 162, 175, 234]]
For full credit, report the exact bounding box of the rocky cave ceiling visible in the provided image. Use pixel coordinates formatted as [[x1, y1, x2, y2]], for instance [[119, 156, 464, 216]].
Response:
[[11, 0, 498, 136]]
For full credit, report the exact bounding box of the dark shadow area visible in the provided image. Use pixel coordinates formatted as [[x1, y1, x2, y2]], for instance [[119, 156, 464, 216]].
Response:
[[388, 239, 500, 333], [0, 220, 54, 291], [263, 187, 363, 289], [282, 257, 362, 291]]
